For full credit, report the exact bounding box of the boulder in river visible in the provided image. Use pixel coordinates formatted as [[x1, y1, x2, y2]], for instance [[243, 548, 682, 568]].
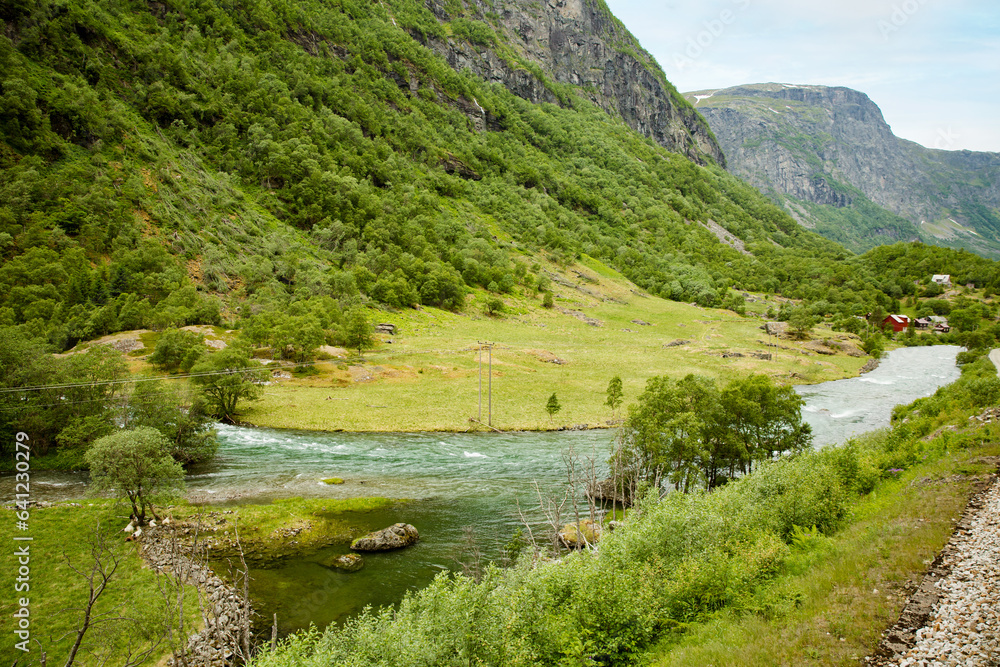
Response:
[[350, 523, 419, 552], [325, 553, 364, 572], [559, 519, 602, 549]]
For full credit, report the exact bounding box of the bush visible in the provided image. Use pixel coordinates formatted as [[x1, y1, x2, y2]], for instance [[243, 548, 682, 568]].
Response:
[[484, 295, 505, 316], [821, 439, 881, 496], [722, 455, 847, 539], [956, 349, 986, 366], [149, 328, 204, 371]]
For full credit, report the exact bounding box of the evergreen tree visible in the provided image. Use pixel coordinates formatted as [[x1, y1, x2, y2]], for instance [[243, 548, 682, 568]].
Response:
[[344, 307, 375, 357], [605, 375, 623, 416], [545, 392, 561, 421]]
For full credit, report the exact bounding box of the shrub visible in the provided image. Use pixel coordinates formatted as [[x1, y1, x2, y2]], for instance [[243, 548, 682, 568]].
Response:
[[821, 439, 881, 495], [149, 328, 204, 371], [722, 455, 847, 539], [484, 295, 505, 316]]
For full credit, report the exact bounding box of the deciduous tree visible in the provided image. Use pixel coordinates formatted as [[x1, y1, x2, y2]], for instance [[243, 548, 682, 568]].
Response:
[[126, 380, 218, 464], [190, 345, 267, 423], [343, 307, 375, 357], [85, 427, 184, 525], [605, 375, 623, 417]]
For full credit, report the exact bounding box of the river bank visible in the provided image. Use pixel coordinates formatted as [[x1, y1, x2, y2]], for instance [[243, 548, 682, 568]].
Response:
[[250, 348, 1000, 667], [239, 295, 870, 433], [648, 436, 1000, 666]]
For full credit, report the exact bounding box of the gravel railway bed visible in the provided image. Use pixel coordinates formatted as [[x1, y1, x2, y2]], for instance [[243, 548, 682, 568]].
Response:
[[868, 464, 1000, 666]]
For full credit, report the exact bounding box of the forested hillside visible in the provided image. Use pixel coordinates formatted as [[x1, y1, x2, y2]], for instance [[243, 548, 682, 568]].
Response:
[[7, 3, 1000, 665], [3, 1, 1000, 355]]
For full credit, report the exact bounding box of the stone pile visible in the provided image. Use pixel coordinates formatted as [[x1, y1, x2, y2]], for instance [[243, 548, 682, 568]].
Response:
[[969, 407, 1000, 425], [140, 525, 252, 667]]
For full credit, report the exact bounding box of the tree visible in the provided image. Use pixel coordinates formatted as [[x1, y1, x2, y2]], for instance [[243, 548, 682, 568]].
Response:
[[787, 307, 816, 339], [272, 314, 325, 362], [343, 307, 375, 357], [85, 427, 184, 525], [484, 295, 505, 316], [869, 304, 887, 332], [545, 393, 561, 421], [542, 291, 554, 309], [722, 292, 746, 315], [190, 345, 267, 423], [613, 373, 811, 493], [0, 331, 128, 457], [61, 521, 170, 667], [717, 374, 812, 470], [605, 375, 623, 417], [861, 332, 885, 358], [149, 328, 204, 371], [615, 374, 717, 492], [948, 308, 979, 332], [126, 380, 218, 464]]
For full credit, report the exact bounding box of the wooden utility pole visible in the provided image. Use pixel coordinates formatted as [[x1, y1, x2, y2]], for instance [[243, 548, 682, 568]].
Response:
[[488, 343, 492, 427], [477, 341, 494, 427]]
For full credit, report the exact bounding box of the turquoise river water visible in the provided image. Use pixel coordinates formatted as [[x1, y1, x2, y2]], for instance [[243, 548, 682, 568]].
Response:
[[4, 345, 963, 636]]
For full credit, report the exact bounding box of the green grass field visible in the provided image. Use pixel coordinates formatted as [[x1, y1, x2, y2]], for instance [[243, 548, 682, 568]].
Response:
[[0, 500, 201, 667], [243, 260, 868, 432]]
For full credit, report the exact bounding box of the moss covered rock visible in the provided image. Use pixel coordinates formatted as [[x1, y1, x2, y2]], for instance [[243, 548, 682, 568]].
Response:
[[558, 519, 602, 549], [325, 553, 364, 572], [350, 523, 419, 552]]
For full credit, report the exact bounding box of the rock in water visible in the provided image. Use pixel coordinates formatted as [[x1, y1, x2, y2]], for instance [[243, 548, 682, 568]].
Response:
[[350, 523, 419, 552], [559, 519, 602, 549], [326, 553, 364, 572], [586, 478, 633, 506]]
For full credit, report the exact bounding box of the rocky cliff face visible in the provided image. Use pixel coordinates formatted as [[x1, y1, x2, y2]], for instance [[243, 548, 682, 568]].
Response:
[[686, 83, 1000, 256], [412, 0, 725, 166]]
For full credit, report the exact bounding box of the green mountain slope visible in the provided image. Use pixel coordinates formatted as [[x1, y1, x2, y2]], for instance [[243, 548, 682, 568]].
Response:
[[2, 0, 1000, 360], [686, 84, 1000, 257], [0, 0, 819, 348]]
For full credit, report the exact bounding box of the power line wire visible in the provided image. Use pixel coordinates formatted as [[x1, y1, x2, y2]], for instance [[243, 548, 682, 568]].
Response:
[[0, 360, 315, 395]]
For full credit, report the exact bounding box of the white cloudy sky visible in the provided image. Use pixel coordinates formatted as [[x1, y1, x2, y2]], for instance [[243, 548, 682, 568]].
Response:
[[604, 0, 1000, 152]]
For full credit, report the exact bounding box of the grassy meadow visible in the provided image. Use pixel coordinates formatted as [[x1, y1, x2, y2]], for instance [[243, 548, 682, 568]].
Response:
[[0, 500, 202, 667], [239, 259, 868, 432]]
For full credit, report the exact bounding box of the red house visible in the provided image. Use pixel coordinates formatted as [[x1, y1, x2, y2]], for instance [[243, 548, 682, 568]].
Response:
[[882, 314, 910, 332]]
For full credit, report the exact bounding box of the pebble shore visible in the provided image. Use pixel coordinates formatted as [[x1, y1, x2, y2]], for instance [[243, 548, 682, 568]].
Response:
[[872, 472, 1000, 666]]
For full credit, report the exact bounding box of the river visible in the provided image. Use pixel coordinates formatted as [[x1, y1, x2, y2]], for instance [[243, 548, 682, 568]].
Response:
[[796, 345, 962, 446], [4, 345, 962, 635]]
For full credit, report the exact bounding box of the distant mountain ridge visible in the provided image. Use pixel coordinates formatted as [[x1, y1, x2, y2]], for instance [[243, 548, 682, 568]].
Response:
[[685, 83, 1000, 257]]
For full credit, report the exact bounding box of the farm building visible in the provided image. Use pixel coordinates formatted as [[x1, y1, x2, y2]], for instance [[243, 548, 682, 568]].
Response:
[[882, 314, 910, 333]]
